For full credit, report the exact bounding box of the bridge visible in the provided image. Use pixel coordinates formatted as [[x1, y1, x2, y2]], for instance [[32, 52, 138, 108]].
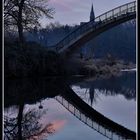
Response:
[[54, 1, 136, 55], [55, 83, 136, 140]]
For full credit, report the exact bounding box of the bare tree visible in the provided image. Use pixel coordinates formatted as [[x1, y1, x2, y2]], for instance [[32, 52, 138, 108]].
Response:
[[4, 0, 55, 45]]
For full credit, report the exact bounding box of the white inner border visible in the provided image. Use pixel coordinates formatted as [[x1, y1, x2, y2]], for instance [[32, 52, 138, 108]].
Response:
[[2, 0, 138, 140]]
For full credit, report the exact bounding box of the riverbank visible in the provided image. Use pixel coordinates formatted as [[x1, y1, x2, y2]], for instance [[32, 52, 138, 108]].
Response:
[[5, 42, 136, 78], [63, 57, 136, 76], [5, 42, 65, 78]]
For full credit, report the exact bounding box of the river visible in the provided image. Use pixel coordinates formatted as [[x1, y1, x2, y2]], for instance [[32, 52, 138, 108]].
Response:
[[4, 70, 136, 140]]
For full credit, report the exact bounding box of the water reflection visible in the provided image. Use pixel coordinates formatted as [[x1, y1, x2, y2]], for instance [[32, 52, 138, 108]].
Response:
[[71, 72, 136, 133], [4, 104, 55, 140], [4, 77, 63, 140], [72, 72, 136, 106], [4, 77, 63, 107], [4, 73, 136, 140]]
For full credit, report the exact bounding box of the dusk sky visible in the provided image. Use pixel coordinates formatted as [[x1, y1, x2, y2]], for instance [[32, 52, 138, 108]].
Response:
[[40, 0, 134, 27]]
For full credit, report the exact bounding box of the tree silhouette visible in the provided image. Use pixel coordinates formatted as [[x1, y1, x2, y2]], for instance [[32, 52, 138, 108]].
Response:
[[4, 0, 54, 45]]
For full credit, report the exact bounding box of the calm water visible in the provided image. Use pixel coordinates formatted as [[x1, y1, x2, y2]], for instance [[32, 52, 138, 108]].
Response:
[[4, 71, 136, 140]]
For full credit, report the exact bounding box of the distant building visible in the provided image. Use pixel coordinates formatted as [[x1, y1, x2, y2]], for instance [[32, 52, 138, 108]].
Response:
[[80, 4, 95, 25], [90, 4, 95, 21], [78, 4, 96, 59]]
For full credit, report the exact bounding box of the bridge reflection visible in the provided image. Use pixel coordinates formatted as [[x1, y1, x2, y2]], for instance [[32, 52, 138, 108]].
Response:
[[56, 96, 124, 140], [56, 82, 136, 140]]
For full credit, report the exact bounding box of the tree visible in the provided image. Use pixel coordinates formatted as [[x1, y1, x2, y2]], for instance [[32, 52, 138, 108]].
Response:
[[45, 22, 63, 31], [4, 0, 55, 45]]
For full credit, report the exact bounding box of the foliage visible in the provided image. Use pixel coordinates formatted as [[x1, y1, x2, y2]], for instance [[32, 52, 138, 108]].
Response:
[[24, 20, 136, 62], [82, 20, 136, 62], [5, 42, 64, 78]]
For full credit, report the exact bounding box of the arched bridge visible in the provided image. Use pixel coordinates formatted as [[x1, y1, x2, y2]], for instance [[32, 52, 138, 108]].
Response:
[[54, 1, 136, 55]]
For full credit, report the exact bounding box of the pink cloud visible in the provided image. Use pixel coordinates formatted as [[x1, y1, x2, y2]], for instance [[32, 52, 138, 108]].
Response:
[[52, 119, 66, 132], [28, 119, 66, 140]]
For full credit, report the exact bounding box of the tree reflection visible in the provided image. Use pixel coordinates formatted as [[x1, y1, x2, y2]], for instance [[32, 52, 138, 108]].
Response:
[[4, 78, 62, 108], [83, 84, 136, 106], [4, 78, 68, 139], [4, 103, 55, 140], [79, 72, 136, 103], [88, 87, 101, 105]]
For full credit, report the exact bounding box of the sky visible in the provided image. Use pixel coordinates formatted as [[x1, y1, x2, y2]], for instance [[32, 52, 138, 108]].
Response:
[[40, 0, 134, 27]]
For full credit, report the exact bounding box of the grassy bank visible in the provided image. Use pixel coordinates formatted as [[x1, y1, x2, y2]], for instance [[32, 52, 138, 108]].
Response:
[[63, 58, 136, 76]]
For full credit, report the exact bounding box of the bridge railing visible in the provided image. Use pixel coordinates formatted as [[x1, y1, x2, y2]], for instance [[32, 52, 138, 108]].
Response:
[[55, 95, 130, 140], [96, 1, 136, 21], [55, 1, 136, 52]]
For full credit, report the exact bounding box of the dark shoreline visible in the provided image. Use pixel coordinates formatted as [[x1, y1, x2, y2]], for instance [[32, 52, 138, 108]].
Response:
[[4, 42, 136, 79]]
